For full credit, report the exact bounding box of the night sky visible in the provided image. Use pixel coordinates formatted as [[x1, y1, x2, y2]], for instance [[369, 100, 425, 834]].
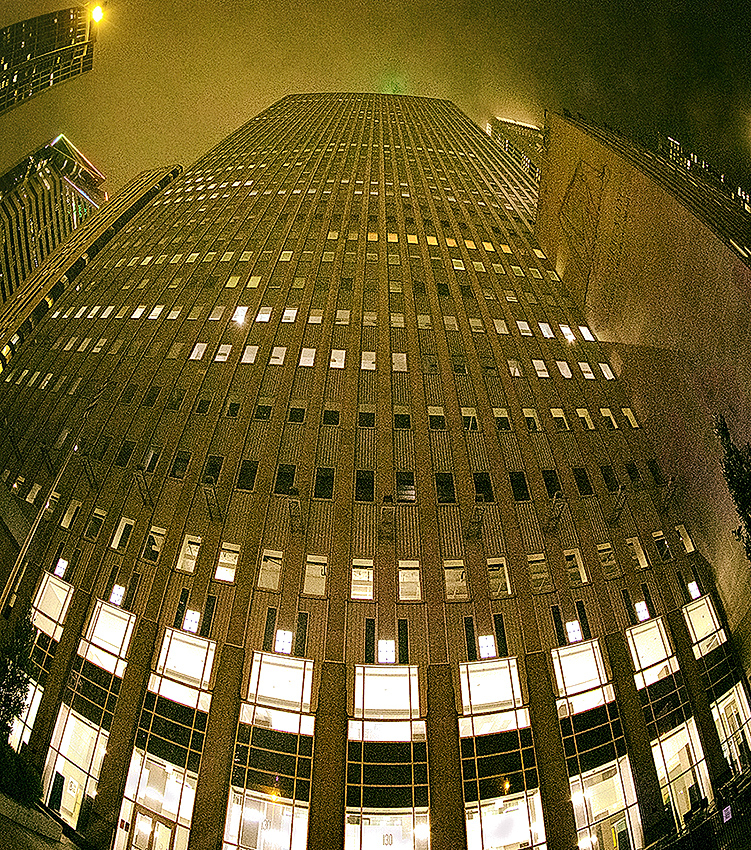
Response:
[[2, 0, 750, 195]]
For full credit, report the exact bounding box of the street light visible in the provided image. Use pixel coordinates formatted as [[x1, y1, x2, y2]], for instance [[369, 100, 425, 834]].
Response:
[[91, 5, 104, 23]]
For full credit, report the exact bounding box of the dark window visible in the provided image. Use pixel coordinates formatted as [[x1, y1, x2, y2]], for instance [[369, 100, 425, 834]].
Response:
[[288, 407, 305, 423], [647, 460, 665, 486], [123, 572, 140, 611], [524, 412, 539, 432], [428, 412, 446, 430], [572, 467, 594, 496], [435, 472, 456, 503], [195, 396, 211, 415], [622, 589, 638, 626], [452, 359, 467, 374], [314, 467, 335, 499], [114, 441, 136, 468], [463, 412, 479, 431], [396, 471, 416, 502], [398, 619, 409, 664], [493, 613, 508, 657], [141, 385, 161, 407], [120, 383, 138, 405], [174, 588, 189, 629], [494, 411, 512, 431], [236, 459, 258, 491], [394, 413, 411, 429], [625, 462, 642, 485], [654, 535, 672, 562], [358, 411, 375, 427], [202, 455, 224, 485], [295, 611, 309, 657], [464, 616, 477, 661], [200, 595, 217, 638], [91, 436, 111, 461], [552, 605, 567, 646], [509, 471, 530, 502], [170, 450, 191, 479], [274, 464, 296, 495], [473, 471, 494, 502], [575, 600, 592, 640], [254, 404, 272, 420], [437, 279, 450, 297], [542, 469, 562, 499], [355, 470, 375, 502], [226, 401, 241, 418], [144, 446, 161, 473], [322, 409, 340, 426], [365, 618, 376, 663], [85, 513, 105, 539], [600, 465, 619, 492], [262, 608, 277, 652], [166, 388, 186, 410]]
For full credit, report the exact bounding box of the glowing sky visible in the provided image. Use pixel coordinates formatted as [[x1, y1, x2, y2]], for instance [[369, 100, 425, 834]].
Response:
[[2, 0, 750, 193]]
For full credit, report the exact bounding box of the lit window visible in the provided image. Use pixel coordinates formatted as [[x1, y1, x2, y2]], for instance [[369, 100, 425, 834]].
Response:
[[351, 560, 374, 600], [111, 517, 134, 551], [209, 306, 225, 321], [131, 305, 146, 319], [378, 640, 396, 663], [550, 408, 569, 431], [279, 251, 293, 262], [469, 317, 484, 333], [494, 318, 509, 334], [556, 360, 573, 378], [214, 344, 232, 362], [256, 307, 272, 322], [330, 349, 346, 368], [635, 601, 650, 622], [189, 342, 207, 360], [336, 309, 350, 325], [417, 314, 431, 329], [559, 324, 576, 342], [361, 351, 376, 370], [652, 531, 672, 561], [398, 561, 421, 601], [183, 610, 200, 633], [363, 311, 378, 326], [564, 549, 587, 584], [452, 258, 465, 270], [566, 620, 583, 642], [622, 408, 639, 428], [444, 560, 469, 600], [516, 320, 532, 336], [269, 346, 286, 365], [539, 322, 554, 338], [275, 629, 293, 654], [281, 307, 298, 322], [676, 524, 695, 554], [391, 313, 405, 327], [109, 584, 125, 606], [599, 362, 615, 380], [303, 555, 327, 596], [579, 326, 595, 341], [508, 359, 522, 377], [576, 408, 595, 430], [176, 535, 201, 573], [142, 526, 166, 562], [578, 361, 595, 379], [443, 315, 459, 331], [487, 557, 510, 596], [392, 353, 407, 372], [247, 275, 261, 288], [461, 407, 479, 431], [533, 359, 549, 378], [299, 347, 316, 366], [478, 635, 496, 658], [528, 553, 552, 592], [241, 344, 259, 363], [258, 550, 283, 590]]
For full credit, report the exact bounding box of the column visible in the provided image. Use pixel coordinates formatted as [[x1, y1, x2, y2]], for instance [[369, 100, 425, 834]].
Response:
[[525, 651, 579, 850], [604, 631, 674, 844], [307, 661, 347, 849], [426, 664, 467, 850], [188, 643, 244, 850], [80, 618, 158, 850]]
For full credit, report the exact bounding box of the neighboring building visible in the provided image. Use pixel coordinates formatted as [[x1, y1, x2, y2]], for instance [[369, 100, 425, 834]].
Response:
[[0, 93, 749, 850], [487, 117, 544, 183], [0, 7, 97, 118], [536, 111, 751, 678], [0, 134, 107, 303]]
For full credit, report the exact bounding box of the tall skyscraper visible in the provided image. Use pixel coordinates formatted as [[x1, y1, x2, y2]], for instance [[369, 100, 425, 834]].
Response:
[[0, 8, 97, 118], [0, 134, 107, 303], [486, 118, 544, 183], [0, 93, 748, 850]]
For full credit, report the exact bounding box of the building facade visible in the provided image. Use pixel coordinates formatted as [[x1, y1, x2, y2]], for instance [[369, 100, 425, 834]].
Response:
[[0, 93, 749, 850], [0, 7, 97, 118], [0, 134, 107, 303], [486, 118, 544, 184]]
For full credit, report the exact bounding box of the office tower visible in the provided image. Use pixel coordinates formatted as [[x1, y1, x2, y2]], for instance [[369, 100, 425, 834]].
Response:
[[0, 134, 107, 303], [0, 93, 748, 850], [487, 118, 544, 183], [536, 111, 751, 679], [0, 8, 97, 118]]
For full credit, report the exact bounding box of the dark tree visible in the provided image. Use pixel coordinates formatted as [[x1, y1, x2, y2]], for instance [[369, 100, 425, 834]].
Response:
[[717, 415, 751, 561], [0, 610, 35, 741]]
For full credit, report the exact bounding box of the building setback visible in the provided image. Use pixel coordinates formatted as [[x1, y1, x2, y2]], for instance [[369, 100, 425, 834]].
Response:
[[0, 8, 97, 118], [0, 93, 749, 850], [0, 134, 107, 303]]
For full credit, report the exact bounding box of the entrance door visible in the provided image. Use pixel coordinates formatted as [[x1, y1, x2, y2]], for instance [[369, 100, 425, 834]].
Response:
[[130, 809, 173, 850]]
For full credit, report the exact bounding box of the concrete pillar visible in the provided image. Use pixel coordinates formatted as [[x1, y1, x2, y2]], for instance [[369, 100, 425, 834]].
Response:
[[307, 661, 347, 850], [426, 664, 467, 850]]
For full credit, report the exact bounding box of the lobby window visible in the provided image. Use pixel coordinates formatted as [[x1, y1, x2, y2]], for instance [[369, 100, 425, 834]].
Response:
[[398, 561, 421, 601], [351, 559, 374, 600], [509, 470, 530, 502], [176, 535, 201, 573], [274, 464, 296, 495], [435, 472, 456, 503]]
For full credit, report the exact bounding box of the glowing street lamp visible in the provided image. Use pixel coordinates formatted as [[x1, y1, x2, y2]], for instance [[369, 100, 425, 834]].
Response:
[[91, 5, 104, 23]]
